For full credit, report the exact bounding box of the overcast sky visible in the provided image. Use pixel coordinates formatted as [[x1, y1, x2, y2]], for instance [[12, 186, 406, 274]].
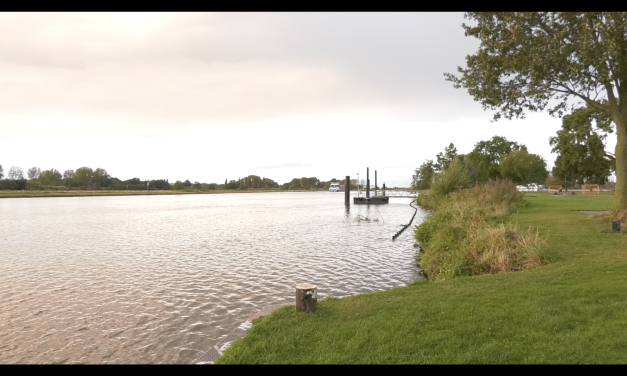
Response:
[[0, 12, 615, 186]]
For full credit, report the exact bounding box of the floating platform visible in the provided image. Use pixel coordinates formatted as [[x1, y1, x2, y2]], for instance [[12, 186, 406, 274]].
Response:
[[353, 196, 389, 205]]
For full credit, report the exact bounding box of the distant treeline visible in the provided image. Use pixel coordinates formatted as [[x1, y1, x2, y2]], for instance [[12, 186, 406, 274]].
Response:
[[0, 165, 177, 191], [0, 165, 350, 192], [279, 177, 356, 190]]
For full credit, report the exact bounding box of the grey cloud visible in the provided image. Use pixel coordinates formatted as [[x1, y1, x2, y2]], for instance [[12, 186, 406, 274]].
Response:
[[168, 13, 483, 117], [0, 12, 486, 140]]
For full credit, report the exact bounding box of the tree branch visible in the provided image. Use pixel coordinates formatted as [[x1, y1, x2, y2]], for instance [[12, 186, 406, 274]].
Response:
[[547, 78, 608, 113]]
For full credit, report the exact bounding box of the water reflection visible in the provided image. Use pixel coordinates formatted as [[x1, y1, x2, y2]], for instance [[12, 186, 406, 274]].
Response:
[[0, 192, 426, 364]]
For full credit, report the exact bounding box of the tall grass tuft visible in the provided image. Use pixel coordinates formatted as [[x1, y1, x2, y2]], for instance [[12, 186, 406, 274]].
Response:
[[593, 207, 627, 230], [415, 180, 548, 280], [608, 208, 627, 222]]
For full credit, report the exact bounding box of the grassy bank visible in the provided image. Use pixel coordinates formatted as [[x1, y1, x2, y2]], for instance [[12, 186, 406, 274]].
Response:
[[415, 181, 547, 280], [0, 188, 326, 198], [217, 195, 627, 364]]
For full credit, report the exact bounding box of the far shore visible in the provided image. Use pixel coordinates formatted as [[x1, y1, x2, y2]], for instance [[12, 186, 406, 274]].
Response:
[[0, 189, 331, 198]]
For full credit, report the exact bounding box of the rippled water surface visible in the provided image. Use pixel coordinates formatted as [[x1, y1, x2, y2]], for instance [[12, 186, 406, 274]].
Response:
[[0, 192, 426, 364]]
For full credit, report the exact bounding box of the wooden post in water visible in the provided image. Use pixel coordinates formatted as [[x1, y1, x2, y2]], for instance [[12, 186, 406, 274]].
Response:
[[295, 284, 318, 313], [375, 170, 377, 196], [366, 167, 370, 199], [383, 183, 386, 196], [345, 175, 350, 205]]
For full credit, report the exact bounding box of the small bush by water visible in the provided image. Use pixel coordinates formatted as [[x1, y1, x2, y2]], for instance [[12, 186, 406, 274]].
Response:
[[415, 180, 548, 280], [430, 157, 477, 196]]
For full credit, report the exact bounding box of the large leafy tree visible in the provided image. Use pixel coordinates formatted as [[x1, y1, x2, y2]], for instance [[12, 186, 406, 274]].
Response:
[[501, 150, 549, 185], [289, 178, 301, 190], [550, 108, 615, 185], [435, 143, 458, 172], [300, 177, 320, 190], [94, 168, 110, 187], [412, 159, 437, 190], [466, 136, 527, 182], [39, 169, 63, 186], [8, 166, 24, 180], [27, 167, 41, 180], [74, 167, 94, 187], [63, 169, 75, 179], [62, 169, 75, 187], [445, 12, 627, 210]]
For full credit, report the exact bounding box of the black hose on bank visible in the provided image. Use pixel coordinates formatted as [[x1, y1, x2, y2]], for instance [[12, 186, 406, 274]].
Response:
[[392, 199, 418, 240]]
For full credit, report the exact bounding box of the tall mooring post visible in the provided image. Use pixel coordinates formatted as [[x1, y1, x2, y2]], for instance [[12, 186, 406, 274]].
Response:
[[383, 183, 386, 196], [375, 170, 377, 196], [366, 167, 370, 199], [345, 175, 350, 205]]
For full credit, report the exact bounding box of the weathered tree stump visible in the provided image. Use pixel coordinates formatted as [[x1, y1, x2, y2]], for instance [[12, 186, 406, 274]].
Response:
[[295, 284, 317, 313]]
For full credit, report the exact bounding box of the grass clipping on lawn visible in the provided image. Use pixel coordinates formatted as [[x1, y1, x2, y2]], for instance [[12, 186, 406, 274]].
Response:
[[416, 180, 548, 280]]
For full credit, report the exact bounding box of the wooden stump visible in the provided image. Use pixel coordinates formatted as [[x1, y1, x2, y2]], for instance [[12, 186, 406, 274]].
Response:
[[295, 284, 318, 313]]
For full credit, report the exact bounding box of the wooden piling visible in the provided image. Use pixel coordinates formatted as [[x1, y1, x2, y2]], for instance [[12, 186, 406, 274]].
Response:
[[295, 284, 318, 313], [366, 167, 370, 199], [345, 175, 350, 205]]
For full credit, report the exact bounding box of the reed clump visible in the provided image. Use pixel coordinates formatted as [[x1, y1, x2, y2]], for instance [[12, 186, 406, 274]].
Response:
[[415, 179, 548, 280], [603, 208, 627, 223]]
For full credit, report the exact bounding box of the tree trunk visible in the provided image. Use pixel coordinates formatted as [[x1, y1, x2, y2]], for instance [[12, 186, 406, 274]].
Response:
[[615, 115, 627, 211]]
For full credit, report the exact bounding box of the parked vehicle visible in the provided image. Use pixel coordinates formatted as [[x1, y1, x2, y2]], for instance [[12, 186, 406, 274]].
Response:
[[516, 183, 540, 192]]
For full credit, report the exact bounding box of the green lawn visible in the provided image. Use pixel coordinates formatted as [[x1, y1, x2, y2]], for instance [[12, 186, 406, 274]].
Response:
[[217, 196, 627, 364], [528, 190, 615, 197]]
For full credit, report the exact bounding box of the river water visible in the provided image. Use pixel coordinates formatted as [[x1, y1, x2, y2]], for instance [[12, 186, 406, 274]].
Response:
[[0, 192, 426, 364]]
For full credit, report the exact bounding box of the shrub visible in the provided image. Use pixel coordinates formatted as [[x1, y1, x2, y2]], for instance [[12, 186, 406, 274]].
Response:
[[462, 224, 548, 274], [416, 188, 443, 210], [415, 180, 546, 280], [430, 157, 477, 196]]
